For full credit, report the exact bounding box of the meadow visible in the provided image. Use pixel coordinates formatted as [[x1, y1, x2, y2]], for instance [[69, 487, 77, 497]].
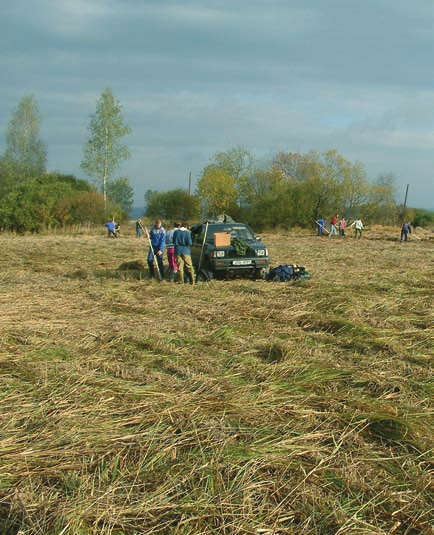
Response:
[[0, 224, 432, 535]]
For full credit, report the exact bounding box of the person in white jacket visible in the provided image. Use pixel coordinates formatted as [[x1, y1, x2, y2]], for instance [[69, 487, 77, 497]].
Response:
[[349, 218, 363, 239]]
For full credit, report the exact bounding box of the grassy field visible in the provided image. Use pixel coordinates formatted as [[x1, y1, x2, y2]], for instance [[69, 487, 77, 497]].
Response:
[[0, 225, 433, 535]]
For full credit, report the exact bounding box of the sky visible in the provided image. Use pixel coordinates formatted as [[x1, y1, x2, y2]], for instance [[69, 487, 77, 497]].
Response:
[[1, 0, 434, 210]]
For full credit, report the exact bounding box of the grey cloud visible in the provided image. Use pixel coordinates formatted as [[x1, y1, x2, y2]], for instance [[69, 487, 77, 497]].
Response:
[[1, 0, 434, 209]]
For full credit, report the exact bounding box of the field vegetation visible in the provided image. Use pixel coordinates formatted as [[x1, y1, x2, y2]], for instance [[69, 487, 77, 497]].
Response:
[[0, 224, 432, 534]]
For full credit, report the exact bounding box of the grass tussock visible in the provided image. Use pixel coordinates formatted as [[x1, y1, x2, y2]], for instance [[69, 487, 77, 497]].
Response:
[[0, 228, 433, 535]]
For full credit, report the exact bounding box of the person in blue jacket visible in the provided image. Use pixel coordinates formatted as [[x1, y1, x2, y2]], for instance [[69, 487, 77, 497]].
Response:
[[173, 222, 195, 285], [400, 222, 412, 242], [146, 219, 166, 278], [106, 219, 117, 238], [317, 218, 325, 236]]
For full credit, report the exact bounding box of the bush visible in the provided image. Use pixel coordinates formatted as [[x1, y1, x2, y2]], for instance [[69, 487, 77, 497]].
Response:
[[412, 208, 434, 228]]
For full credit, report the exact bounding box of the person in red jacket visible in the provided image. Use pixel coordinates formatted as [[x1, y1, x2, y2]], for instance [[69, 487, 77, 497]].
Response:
[[329, 214, 339, 237]]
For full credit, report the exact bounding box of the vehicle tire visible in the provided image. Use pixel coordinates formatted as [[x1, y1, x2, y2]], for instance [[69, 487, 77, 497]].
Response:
[[196, 268, 213, 282], [253, 268, 267, 280]]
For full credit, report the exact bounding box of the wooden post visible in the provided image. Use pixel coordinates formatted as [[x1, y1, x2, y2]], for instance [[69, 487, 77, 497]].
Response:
[[403, 184, 409, 213]]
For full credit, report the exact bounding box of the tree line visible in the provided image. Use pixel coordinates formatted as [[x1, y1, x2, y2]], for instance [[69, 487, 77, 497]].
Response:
[[0, 91, 133, 233], [1, 94, 432, 234], [145, 146, 433, 229]]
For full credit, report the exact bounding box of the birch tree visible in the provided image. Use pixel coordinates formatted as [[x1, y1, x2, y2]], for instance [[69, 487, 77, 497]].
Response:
[[81, 88, 131, 207]]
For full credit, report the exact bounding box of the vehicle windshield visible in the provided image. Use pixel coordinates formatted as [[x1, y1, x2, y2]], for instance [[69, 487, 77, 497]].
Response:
[[205, 224, 255, 242], [229, 226, 255, 240], [191, 223, 257, 244]]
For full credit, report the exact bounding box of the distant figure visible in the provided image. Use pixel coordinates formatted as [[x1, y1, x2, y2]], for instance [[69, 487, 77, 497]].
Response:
[[400, 222, 412, 242], [350, 218, 363, 239], [173, 221, 195, 285], [106, 220, 117, 238], [136, 219, 143, 238], [338, 217, 346, 237], [317, 219, 326, 236], [329, 214, 339, 237]]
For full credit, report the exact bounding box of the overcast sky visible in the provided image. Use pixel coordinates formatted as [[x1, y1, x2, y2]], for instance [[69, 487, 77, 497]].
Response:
[[1, 0, 434, 210]]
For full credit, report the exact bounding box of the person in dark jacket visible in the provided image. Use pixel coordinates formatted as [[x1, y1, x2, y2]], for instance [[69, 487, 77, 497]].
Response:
[[173, 222, 195, 285], [400, 222, 412, 242], [146, 219, 166, 278]]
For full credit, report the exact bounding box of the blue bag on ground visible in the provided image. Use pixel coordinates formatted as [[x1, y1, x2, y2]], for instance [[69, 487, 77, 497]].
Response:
[[267, 264, 311, 282]]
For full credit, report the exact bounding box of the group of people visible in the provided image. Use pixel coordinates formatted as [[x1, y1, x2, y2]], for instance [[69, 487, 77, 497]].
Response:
[[145, 219, 195, 284], [319, 215, 413, 242], [317, 215, 363, 238]]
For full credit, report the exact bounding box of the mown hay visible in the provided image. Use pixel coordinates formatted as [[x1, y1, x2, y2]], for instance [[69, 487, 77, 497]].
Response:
[[0, 232, 432, 535]]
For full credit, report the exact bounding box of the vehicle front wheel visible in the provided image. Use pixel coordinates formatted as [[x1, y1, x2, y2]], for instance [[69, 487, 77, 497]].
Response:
[[196, 268, 214, 282], [253, 268, 267, 280]]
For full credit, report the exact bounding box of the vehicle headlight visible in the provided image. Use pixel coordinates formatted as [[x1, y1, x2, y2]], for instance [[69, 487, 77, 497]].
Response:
[[211, 250, 225, 258], [256, 249, 267, 256]]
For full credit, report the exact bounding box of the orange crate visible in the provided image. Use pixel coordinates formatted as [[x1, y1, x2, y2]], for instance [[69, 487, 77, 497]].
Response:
[[214, 232, 231, 247]]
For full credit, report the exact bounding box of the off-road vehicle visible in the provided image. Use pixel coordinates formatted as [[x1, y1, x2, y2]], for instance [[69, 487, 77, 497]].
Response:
[[190, 217, 270, 281]]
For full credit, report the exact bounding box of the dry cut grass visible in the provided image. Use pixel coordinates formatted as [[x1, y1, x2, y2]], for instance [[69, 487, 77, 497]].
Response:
[[0, 226, 433, 534]]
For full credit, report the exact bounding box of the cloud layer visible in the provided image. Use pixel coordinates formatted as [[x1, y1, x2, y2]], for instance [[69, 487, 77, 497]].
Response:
[[1, 0, 433, 209]]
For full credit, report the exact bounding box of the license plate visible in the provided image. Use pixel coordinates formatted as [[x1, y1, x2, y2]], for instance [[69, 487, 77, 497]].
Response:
[[232, 260, 252, 266]]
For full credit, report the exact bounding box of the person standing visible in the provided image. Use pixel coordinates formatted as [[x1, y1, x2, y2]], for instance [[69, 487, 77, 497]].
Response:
[[400, 222, 412, 242], [329, 214, 339, 237], [136, 219, 143, 238], [106, 218, 117, 238], [173, 221, 195, 285], [165, 222, 180, 281], [350, 218, 364, 239], [146, 219, 166, 279], [339, 216, 346, 237]]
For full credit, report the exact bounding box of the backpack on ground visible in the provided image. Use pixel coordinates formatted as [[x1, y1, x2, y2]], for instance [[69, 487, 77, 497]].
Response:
[[267, 264, 311, 282]]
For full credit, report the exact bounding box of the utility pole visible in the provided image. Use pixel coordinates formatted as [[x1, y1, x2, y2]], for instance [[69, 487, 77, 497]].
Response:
[[403, 184, 409, 211], [402, 184, 409, 221], [188, 171, 192, 196]]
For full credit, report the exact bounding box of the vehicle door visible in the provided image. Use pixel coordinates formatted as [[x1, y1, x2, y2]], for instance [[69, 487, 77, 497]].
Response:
[[190, 224, 205, 265]]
